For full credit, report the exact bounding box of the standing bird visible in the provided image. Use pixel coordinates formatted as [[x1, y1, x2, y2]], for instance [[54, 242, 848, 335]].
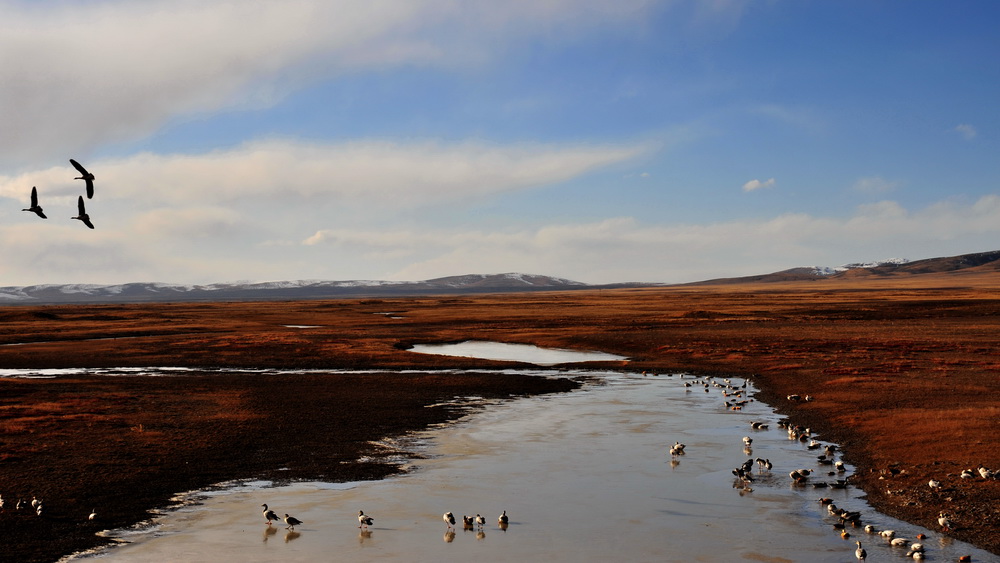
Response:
[[358, 510, 373, 529], [475, 514, 485, 530], [22, 186, 47, 218], [443, 511, 456, 529], [938, 512, 953, 531], [283, 513, 303, 530], [261, 504, 279, 525], [855, 540, 867, 561], [72, 195, 95, 229], [498, 510, 509, 526], [88, 508, 97, 521], [70, 159, 95, 199]]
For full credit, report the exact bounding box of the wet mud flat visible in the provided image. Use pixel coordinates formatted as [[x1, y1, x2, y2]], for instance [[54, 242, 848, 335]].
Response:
[[2, 274, 1000, 558]]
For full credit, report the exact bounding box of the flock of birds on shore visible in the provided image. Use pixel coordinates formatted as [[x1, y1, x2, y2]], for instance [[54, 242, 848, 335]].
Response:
[[20, 159, 97, 229], [665, 372, 985, 562]]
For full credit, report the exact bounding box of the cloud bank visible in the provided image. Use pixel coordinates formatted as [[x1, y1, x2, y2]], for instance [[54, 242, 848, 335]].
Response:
[[0, 0, 654, 169]]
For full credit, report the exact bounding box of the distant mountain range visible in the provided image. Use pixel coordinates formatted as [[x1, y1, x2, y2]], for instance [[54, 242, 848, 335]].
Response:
[[688, 249, 1000, 285], [0, 273, 597, 304], [3, 250, 1000, 304]]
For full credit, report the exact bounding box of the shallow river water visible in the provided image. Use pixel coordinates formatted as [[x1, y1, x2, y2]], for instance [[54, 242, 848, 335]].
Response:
[[44, 344, 995, 562]]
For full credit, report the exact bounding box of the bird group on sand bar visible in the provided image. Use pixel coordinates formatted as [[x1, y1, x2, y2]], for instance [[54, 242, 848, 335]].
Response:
[[20, 159, 98, 229]]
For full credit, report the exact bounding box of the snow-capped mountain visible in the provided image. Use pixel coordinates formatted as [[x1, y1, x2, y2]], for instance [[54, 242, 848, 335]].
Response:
[[0, 274, 592, 304]]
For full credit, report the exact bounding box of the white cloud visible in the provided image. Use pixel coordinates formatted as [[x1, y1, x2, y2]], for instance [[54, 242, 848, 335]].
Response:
[[0, 139, 650, 207], [851, 176, 900, 194], [0, 0, 654, 169], [294, 195, 1000, 285], [4, 192, 1000, 286], [742, 178, 775, 192], [954, 123, 977, 140]]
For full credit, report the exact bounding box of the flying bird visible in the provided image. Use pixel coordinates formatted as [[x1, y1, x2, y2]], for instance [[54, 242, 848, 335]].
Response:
[[72, 195, 95, 229], [70, 159, 95, 199], [22, 186, 47, 218], [261, 504, 279, 525], [283, 513, 303, 530]]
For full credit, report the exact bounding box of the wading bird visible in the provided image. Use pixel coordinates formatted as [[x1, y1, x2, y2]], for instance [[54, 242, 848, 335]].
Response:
[[261, 504, 279, 525], [358, 510, 373, 529], [283, 513, 303, 530], [855, 540, 867, 561], [71, 195, 95, 229], [70, 159, 95, 199], [22, 186, 46, 218], [498, 510, 509, 525], [443, 511, 456, 529]]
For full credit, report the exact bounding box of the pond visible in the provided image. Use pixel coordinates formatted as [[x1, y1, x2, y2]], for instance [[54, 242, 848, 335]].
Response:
[[408, 340, 628, 366]]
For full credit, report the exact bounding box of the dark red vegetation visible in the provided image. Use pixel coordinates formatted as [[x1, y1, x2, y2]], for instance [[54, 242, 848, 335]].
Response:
[[2, 272, 999, 559]]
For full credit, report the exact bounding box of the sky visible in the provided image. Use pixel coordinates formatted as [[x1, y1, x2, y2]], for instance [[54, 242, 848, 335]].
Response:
[[1, 0, 998, 286]]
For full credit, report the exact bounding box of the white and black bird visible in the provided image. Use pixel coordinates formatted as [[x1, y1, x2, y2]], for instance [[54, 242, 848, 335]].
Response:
[[70, 159, 95, 199], [22, 186, 47, 219], [261, 504, 279, 525], [443, 511, 456, 529], [71, 195, 95, 229], [462, 515, 475, 530], [88, 508, 97, 521], [475, 514, 485, 529], [938, 512, 953, 531], [358, 510, 374, 529], [283, 513, 303, 530]]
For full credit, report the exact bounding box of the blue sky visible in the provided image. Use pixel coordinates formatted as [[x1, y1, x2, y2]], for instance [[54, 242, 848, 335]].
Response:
[[1, 0, 998, 286]]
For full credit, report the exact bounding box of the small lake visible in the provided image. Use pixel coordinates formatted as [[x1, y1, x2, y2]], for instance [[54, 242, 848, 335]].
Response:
[[409, 340, 628, 366], [61, 360, 995, 561]]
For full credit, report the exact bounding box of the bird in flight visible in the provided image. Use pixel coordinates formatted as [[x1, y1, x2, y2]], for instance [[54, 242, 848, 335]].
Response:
[[72, 195, 95, 229], [22, 186, 47, 219], [70, 159, 95, 199]]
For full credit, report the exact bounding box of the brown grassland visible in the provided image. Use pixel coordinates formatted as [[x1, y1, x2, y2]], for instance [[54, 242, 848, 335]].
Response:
[[2, 271, 1000, 561]]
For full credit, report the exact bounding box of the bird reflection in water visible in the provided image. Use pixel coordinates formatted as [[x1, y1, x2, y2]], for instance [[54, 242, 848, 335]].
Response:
[[499, 521, 509, 532], [261, 525, 277, 543], [358, 529, 373, 545], [284, 530, 301, 543], [443, 530, 456, 543], [476, 530, 486, 541]]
